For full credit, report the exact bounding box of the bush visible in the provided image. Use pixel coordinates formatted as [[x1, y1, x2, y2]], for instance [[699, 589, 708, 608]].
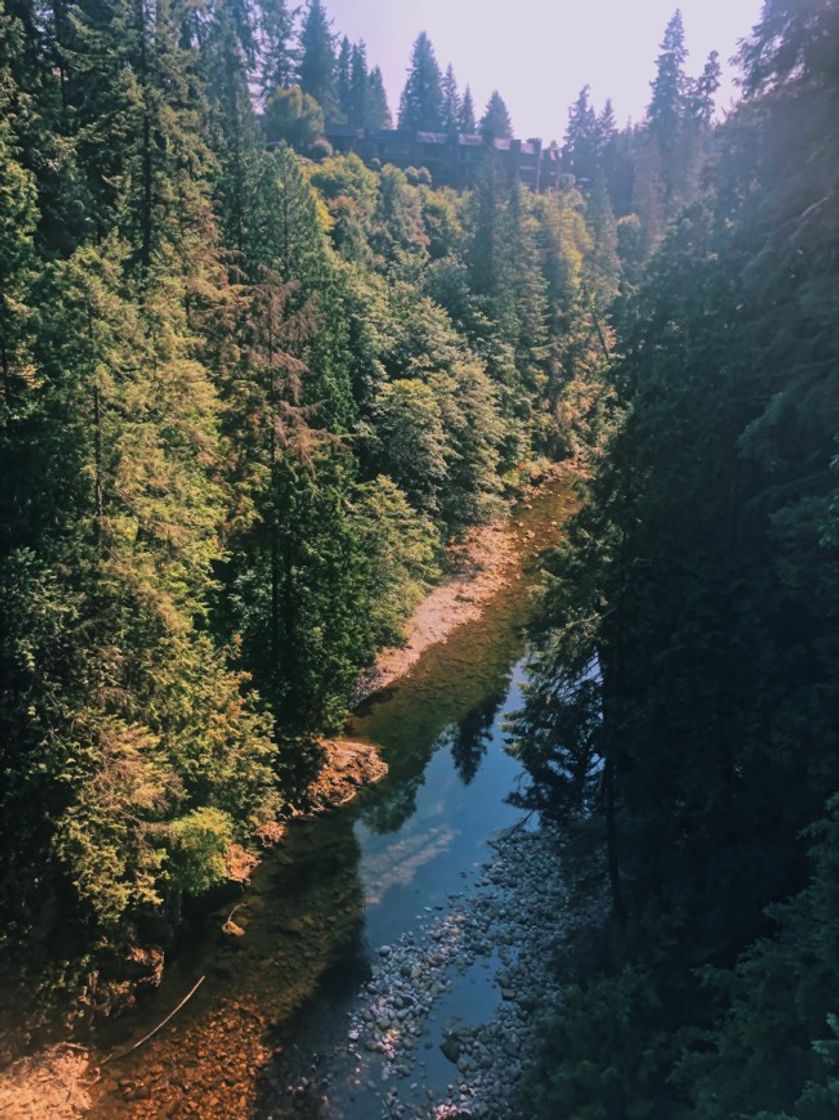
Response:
[[167, 808, 235, 896], [265, 87, 325, 152]]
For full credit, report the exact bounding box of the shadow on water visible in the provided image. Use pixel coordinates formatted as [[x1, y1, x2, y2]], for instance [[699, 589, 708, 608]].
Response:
[[87, 477, 575, 1120]]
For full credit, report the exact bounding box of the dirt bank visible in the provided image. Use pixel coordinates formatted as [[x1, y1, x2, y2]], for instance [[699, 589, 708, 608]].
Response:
[[353, 514, 527, 705]]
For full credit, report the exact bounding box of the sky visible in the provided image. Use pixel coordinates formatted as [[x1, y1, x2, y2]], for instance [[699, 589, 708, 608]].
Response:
[[325, 0, 766, 141]]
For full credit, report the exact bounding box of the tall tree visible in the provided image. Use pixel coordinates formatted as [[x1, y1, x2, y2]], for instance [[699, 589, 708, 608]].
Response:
[[480, 90, 513, 141], [334, 34, 352, 122], [298, 0, 335, 118], [458, 84, 476, 133], [647, 7, 688, 206], [441, 63, 460, 132], [259, 0, 297, 99], [563, 84, 600, 183], [366, 64, 391, 129], [349, 40, 368, 128], [398, 31, 443, 132]]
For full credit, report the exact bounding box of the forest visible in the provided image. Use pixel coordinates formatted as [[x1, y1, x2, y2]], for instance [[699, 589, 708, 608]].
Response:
[[0, 0, 615, 1036], [1, 0, 838, 1115]]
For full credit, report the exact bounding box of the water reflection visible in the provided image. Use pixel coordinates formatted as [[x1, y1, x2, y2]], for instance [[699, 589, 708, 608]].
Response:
[[449, 678, 511, 785]]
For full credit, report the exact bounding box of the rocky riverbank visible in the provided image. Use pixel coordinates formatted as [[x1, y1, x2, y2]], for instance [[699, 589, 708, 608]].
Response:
[[280, 823, 574, 1120]]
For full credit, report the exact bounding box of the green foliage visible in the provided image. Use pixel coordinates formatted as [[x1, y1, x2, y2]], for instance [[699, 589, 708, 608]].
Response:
[[480, 90, 513, 141], [352, 475, 441, 645], [297, 0, 334, 117], [398, 31, 444, 132], [518, 3, 839, 1115], [0, 0, 615, 1031], [167, 808, 235, 896], [525, 968, 672, 1120], [265, 85, 325, 150]]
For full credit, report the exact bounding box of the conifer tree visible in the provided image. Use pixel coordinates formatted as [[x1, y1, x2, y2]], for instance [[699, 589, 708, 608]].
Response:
[[689, 49, 721, 125], [563, 85, 600, 183], [441, 63, 461, 132], [203, 0, 262, 257], [458, 84, 476, 133], [259, 0, 297, 99], [646, 7, 689, 209], [597, 98, 617, 149], [480, 90, 513, 141], [398, 31, 443, 132], [298, 0, 335, 118], [366, 64, 391, 129], [648, 8, 687, 144], [349, 40, 368, 127], [334, 34, 352, 122]]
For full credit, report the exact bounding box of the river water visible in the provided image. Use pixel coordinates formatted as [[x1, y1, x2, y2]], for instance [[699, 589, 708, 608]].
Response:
[[89, 477, 574, 1120]]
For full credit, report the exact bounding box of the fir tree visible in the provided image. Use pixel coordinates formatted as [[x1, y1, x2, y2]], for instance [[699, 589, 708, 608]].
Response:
[[398, 31, 443, 132], [647, 9, 687, 157], [298, 0, 335, 118], [349, 40, 368, 128], [259, 0, 297, 99], [441, 63, 460, 132], [480, 90, 513, 141], [334, 34, 352, 123], [366, 64, 391, 129], [458, 84, 476, 133], [563, 85, 599, 183]]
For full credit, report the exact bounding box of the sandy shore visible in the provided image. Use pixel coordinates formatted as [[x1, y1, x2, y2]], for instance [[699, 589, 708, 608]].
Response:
[[353, 516, 520, 705]]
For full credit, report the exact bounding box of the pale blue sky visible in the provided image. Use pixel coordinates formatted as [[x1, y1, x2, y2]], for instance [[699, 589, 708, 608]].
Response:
[[325, 0, 765, 140]]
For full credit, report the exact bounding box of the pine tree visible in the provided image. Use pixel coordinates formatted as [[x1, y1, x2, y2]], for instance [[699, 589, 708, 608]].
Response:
[[441, 63, 460, 132], [298, 0, 335, 118], [259, 0, 297, 99], [68, 0, 216, 281], [334, 34, 352, 123], [689, 49, 721, 126], [349, 40, 368, 128], [647, 9, 687, 162], [459, 84, 476, 133], [563, 85, 599, 183], [398, 31, 443, 132], [366, 65, 391, 129], [203, 0, 262, 257], [480, 90, 513, 141], [597, 98, 617, 148]]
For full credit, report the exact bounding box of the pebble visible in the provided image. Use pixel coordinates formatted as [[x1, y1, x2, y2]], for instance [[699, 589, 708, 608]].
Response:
[[287, 824, 585, 1120]]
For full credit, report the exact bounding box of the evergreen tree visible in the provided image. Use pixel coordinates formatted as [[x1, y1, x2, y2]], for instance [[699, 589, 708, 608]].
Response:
[[597, 97, 617, 145], [646, 8, 688, 207], [366, 64, 391, 129], [398, 31, 443, 132], [349, 40, 368, 128], [479, 89, 513, 141], [259, 0, 297, 99], [689, 49, 721, 126], [298, 0, 335, 118], [334, 34, 352, 123], [648, 8, 687, 141], [563, 84, 600, 183], [203, 0, 262, 257], [441, 63, 460, 132], [458, 84, 476, 133]]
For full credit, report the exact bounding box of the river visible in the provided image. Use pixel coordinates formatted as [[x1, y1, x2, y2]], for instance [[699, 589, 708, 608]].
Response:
[[88, 476, 574, 1120]]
